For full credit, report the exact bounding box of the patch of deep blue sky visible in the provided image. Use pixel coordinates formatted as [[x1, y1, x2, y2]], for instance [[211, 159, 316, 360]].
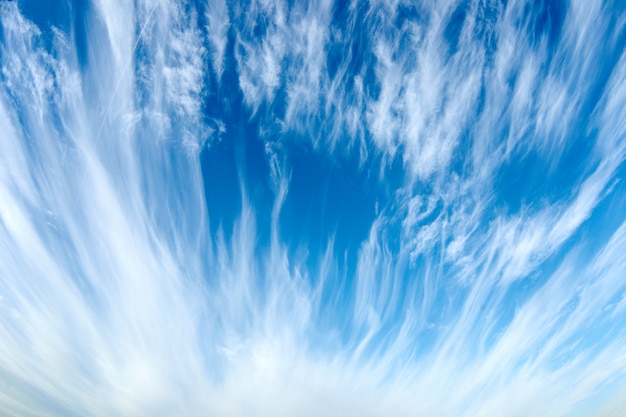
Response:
[[13, 0, 625, 335]]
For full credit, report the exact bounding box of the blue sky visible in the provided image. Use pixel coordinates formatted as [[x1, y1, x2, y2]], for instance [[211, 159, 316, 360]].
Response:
[[1, 0, 626, 415]]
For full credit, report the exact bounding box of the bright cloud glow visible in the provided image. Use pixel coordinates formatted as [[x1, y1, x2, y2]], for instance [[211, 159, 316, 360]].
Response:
[[1, 0, 625, 415]]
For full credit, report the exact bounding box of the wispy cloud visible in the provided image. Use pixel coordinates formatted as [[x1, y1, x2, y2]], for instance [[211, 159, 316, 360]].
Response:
[[1, 0, 625, 415]]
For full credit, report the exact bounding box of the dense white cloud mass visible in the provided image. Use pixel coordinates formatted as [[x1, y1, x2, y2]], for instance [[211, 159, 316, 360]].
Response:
[[1, 0, 625, 416]]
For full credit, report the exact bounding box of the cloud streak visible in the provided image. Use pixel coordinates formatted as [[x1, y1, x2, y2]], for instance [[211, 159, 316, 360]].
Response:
[[1, 0, 625, 416]]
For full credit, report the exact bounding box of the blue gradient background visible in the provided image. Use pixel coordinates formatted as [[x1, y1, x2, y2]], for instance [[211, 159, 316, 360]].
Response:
[[1, 0, 625, 415]]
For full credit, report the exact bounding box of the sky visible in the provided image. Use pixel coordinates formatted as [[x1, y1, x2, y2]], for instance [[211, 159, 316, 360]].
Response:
[[0, 0, 625, 415]]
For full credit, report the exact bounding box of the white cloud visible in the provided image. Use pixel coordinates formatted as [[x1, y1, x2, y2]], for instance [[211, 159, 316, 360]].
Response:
[[206, 0, 230, 82], [1, 0, 625, 416]]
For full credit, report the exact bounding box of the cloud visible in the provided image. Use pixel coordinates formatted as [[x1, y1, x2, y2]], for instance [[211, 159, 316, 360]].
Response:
[[206, 0, 230, 83], [1, 0, 625, 416]]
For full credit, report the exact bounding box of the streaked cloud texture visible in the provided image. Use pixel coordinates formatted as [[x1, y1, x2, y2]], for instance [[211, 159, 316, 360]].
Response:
[[1, 0, 625, 415]]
